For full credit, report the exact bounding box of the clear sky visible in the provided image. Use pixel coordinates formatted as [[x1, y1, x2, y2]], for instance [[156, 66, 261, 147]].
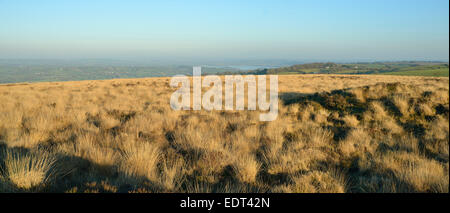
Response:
[[0, 0, 448, 62]]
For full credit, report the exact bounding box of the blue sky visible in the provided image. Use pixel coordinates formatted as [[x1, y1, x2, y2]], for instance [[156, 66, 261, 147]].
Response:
[[0, 0, 448, 62]]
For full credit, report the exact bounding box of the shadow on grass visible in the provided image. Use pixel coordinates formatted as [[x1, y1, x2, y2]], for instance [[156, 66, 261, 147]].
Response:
[[0, 142, 164, 193], [279, 88, 368, 117]]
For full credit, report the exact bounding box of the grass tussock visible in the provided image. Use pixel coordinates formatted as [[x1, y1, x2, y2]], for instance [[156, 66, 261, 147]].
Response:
[[0, 149, 58, 192], [0, 75, 448, 193]]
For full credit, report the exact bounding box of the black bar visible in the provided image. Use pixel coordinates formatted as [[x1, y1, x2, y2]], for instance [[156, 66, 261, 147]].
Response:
[[0, 193, 448, 212]]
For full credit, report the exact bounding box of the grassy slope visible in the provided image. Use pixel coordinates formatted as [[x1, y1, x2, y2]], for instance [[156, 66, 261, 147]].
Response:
[[0, 75, 448, 193]]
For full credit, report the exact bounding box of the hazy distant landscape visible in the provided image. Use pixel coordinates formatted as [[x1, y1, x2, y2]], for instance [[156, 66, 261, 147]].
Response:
[[0, 62, 236, 84], [0, 60, 448, 84], [223, 61, 449, 77]]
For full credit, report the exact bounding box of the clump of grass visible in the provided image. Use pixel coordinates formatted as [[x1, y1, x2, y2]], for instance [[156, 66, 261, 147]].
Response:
[[232, 154, 261, 183], [0, 149, 58, 191], [417, 103, 434, 116], [120, 142, 161, 182], [374, 151, 448, 193], [392, 95, 410, 116], [158, 156, 185, 191], [338, 128, 374, 157], [342, 115, 359, 128], [273, 169, 347, 193]]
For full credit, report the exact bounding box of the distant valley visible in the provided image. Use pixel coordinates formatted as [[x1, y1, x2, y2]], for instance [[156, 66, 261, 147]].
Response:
[[0, 60, 448, 84]]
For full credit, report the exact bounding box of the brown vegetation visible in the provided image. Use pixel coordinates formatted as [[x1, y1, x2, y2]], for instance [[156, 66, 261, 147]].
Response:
[[0, 75, 448, 193]]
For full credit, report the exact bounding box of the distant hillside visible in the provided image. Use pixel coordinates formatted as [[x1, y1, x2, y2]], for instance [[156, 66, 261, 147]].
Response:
[[1, 61, 448, 84], [221, 62, 449, 77]]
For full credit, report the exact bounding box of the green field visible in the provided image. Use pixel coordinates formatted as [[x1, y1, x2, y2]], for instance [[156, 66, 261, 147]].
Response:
[[381, 67, 449, 77], [238, 62, 450, 77]]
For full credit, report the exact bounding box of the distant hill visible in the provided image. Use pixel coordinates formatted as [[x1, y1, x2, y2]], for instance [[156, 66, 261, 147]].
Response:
[[220, 62, 449, 77]]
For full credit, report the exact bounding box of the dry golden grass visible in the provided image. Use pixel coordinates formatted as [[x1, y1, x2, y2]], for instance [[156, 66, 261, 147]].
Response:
[[0, 149, 57, 191], [0, 74, 448, 193]]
